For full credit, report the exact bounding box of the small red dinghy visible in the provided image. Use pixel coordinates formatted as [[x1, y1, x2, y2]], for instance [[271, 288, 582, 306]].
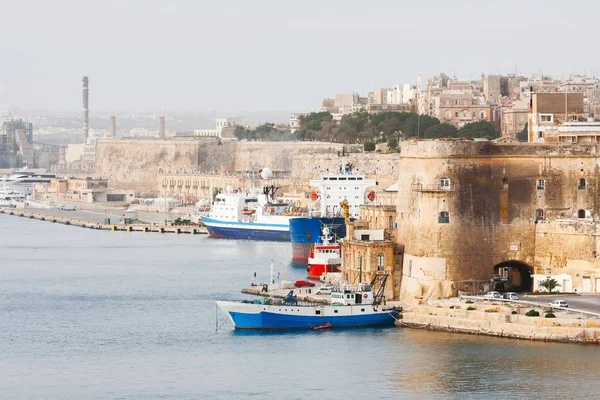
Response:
[[312, 322, 332, 330]]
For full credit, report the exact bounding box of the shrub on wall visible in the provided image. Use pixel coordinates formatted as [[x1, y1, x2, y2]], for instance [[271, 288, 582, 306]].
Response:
[[525, 310, 540, 317]]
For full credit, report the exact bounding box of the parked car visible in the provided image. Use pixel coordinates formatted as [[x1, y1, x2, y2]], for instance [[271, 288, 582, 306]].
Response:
[[484, 291, 502, 299], [503, 292, 519, 300], [294, 280, 316, 288], [63, 205, 76, 211], [57, 204, 65, 210], [316, 285, 333, 295], [549, 299, 568, 308]]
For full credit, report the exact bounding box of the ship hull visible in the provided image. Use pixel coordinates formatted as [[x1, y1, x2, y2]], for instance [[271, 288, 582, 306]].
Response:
[[289, 217, 346, 261], [202, 216, 290, 241], [307, 263, 340, 279], [216, 301, 400, 330]]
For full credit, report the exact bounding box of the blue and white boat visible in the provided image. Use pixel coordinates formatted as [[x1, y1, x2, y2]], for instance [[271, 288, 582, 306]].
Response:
[[201, 185, 306, 241], [216, 276, 401, 330]]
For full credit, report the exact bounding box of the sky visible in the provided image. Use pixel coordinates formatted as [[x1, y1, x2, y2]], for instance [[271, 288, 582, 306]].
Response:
[[1, 0, 599, 113]]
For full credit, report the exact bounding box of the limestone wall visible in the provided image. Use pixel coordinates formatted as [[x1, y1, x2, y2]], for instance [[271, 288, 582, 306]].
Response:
[[95, 138, 400, 195], [95, 138, 236, 192], [396, 140, 600, 301]]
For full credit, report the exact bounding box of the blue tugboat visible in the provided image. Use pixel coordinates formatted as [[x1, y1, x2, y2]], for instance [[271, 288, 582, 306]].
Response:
[[216, 274, 401, 330]]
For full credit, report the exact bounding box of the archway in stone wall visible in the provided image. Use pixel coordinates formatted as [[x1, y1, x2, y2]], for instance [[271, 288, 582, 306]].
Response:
[[493, 260, 533, 293]]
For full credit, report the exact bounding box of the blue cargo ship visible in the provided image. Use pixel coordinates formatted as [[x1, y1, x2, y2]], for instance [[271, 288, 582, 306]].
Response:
[[290, 163, 378, 261], [290, 217, 346, 261]]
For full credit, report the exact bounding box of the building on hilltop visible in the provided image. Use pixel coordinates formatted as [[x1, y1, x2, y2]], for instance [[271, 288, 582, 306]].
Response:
[[526, 92, 600, 143], [499, 98, 529, 138], [189, 117, 239, 139]]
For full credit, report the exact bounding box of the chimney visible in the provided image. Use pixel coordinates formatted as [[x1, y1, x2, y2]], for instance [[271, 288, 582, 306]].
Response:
[[82, 76, 89, 142], [159, 116, 165, 138], [109, 116, 116, 137]]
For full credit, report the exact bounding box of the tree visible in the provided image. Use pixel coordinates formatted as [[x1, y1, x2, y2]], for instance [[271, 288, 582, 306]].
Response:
[[538, 278, 561, 293], [364, 142, 376, 152], [458, 120, 500, 140], [387, 137, 398, 150], [403, 114, 440, 138], [297, 112, 332, 131], [517, 123, 529, 142], [233, 126, 247, 140], [424, 123, 458, 139]]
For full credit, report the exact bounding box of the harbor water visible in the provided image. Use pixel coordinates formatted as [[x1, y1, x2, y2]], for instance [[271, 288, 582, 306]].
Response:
[[2, 213, 600, 399]]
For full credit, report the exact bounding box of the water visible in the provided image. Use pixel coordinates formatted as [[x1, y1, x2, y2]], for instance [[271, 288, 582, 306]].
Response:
[[1, 214, 599, 399]]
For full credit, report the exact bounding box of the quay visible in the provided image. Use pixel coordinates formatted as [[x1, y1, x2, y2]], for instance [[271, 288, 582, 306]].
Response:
[[401, 297, 600, 344], [0, 208, 207, 235]]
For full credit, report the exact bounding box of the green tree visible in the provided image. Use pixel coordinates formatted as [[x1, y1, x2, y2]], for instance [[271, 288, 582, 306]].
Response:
[[233, 126, 247, 140], [299, 111, 333, 131], [517, 123, 529, 141], [424, 123, 458, 139], [387, 137, 398, 150], [338, 111, 369, 143], [364, 141, 376, 152], [538, 278, 561, 293], [458, 120, 499, 140], [403, 114, 440, 138]]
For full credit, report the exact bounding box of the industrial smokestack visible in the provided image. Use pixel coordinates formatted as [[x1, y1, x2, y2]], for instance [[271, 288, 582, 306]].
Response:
[[83, 76, 89, 142], [109, 116, 116, 137], [159, 116, 165, 138]]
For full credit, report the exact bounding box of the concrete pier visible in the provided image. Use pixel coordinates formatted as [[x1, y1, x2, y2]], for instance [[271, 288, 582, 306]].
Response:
[[0, 208, 207, 235]]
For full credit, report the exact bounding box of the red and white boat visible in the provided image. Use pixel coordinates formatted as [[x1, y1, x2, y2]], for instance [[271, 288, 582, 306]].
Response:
[[306, 228, 342, 279]]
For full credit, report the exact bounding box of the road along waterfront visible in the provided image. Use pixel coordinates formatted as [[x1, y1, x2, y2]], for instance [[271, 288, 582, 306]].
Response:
[[3, 214, 600, 399]]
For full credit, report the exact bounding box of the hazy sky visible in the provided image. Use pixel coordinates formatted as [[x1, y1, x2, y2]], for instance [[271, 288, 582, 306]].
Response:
[[1, 0, 598, 112]]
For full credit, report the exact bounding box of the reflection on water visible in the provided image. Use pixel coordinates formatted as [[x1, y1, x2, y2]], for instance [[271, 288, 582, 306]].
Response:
[[1, 215, 600, 399]]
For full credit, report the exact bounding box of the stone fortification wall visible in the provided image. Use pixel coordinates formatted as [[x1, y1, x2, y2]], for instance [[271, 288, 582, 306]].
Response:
[[396, 139, 600, 301], [95, 138, 403, 195], [95, 139, 364, 193], [95, 138, 236, 192], [234, 142, 344, 174]]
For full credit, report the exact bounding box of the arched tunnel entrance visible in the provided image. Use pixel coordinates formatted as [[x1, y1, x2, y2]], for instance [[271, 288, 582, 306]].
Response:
[[493, 260, 533, 293]]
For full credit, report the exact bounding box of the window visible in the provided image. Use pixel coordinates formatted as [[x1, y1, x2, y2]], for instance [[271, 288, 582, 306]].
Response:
[[536, 179, 546, 190], [578, 178, 586, 190], [479, 111, 486, 120], [535, 209, 545, 221], [501, 178, 508, 190], [440, 177, 451, 190], [377, 253, 385, 271], [455, 112, 459, 117], [408, 260, 412, 277], [578, 209, 586, 219], [540, 114, 553, 123], [571, 115, 578, 121], [438, 211, 450, 224]]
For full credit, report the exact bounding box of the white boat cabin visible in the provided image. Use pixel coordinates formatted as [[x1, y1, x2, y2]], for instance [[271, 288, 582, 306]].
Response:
[[331, 283, 374, 305]]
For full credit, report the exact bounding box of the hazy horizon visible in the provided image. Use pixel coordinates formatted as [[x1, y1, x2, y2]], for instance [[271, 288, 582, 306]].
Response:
[[2, 0, 599, 112]]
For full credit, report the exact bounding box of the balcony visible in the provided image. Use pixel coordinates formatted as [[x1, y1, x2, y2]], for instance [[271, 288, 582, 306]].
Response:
[[412, 183, 454, 193]]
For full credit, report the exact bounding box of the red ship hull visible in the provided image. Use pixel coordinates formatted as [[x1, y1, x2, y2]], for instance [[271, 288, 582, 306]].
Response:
[[307, 263, 340, 279]]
